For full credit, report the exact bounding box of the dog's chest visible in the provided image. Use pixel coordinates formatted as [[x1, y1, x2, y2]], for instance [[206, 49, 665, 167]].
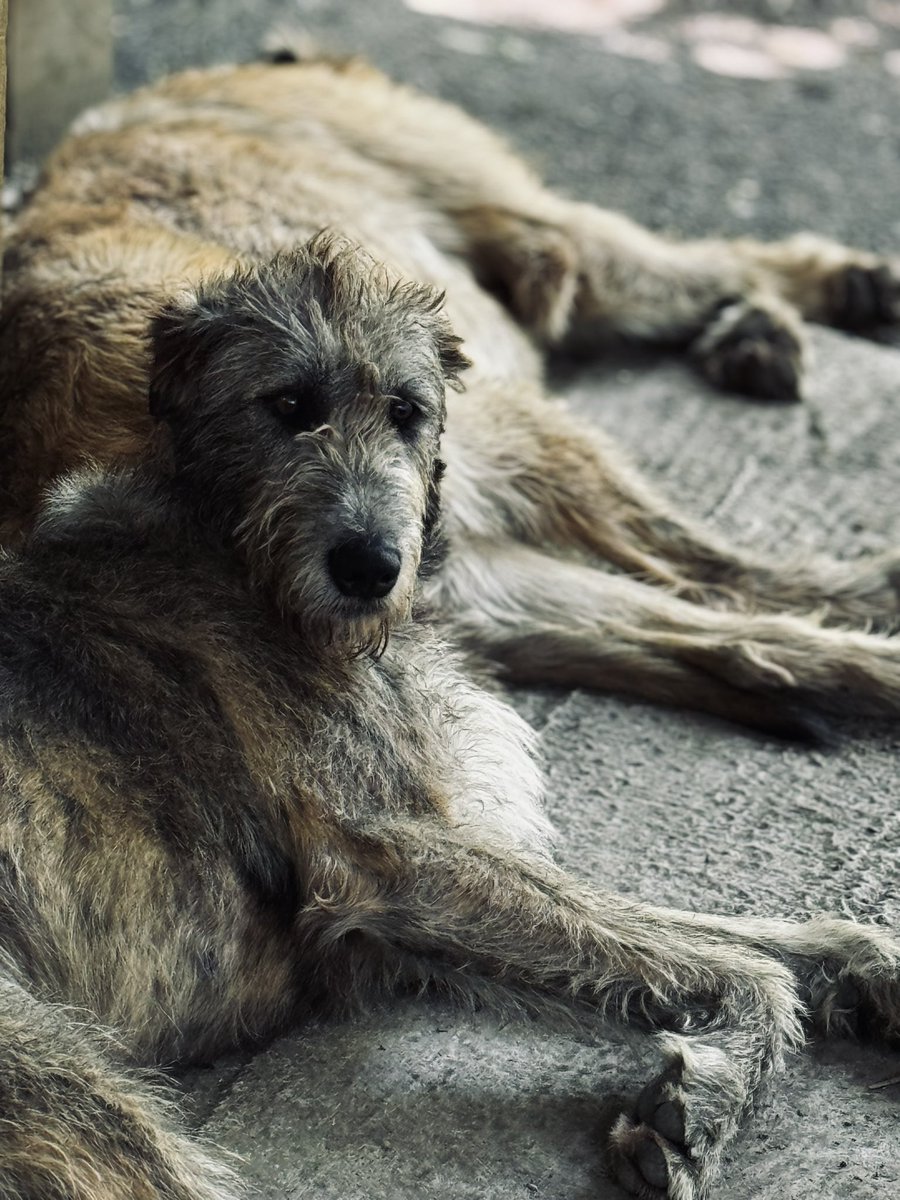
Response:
[[365, 644, 556, 859]]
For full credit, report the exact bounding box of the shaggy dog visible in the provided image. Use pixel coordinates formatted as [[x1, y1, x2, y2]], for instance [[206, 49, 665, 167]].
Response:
[[0, 238, 897, 1200]]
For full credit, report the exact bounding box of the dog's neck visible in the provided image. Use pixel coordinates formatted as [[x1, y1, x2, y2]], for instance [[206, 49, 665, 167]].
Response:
[[29, 462, 424, 665]]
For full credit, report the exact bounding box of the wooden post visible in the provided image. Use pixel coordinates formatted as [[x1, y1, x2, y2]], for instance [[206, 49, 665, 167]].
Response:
[[7, 0, 112, 166], [0, 0, 7, 182], [1, 0, 7, 302]]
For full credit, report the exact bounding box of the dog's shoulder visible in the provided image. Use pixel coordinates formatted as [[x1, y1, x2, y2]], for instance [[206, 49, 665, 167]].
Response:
[[28, 466, 175, 562]]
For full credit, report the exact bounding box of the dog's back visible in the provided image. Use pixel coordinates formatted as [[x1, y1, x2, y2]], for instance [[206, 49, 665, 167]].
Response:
[[0, 57, 544, 541]]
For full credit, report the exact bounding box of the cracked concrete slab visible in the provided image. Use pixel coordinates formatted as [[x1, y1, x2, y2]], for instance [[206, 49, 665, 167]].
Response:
[[101, 1, 900, 1196]]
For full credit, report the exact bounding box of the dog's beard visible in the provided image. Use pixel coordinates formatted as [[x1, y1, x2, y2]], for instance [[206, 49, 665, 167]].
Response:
[[237, 526, 415, 659], [284, 578, 413, 660], [234, 477, 421, 659], [310, 607, 393, 660]]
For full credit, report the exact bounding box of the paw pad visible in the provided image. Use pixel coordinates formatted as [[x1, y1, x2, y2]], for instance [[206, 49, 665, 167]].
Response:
[[636, 1068, 687, 1148]]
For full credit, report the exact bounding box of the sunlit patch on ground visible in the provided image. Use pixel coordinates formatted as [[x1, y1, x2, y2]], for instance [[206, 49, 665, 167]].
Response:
[[685, 20, 848, 80], [403, 1, 900, 82], [404, 0, 666, 35]]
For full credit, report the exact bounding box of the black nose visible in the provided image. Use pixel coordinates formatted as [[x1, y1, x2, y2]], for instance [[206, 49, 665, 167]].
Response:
[[328, 536, 402, 600]]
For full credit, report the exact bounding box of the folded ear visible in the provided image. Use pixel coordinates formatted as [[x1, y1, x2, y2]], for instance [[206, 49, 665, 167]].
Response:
[[436, 323, 471, 392], [148, 289, 222, 422]]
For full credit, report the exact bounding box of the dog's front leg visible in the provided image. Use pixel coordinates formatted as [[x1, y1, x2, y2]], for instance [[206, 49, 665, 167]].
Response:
[[648, 908, 900, 1044], [304, 823, 804, 1199], [456, 203, 806, 401]]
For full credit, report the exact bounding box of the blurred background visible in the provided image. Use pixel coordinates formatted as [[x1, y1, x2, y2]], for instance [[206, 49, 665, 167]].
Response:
[[5, 0, 900, 254]]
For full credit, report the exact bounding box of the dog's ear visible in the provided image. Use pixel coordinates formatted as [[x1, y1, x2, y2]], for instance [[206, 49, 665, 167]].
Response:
[[435, 322, 471, 392], [414, 286, 470, 392], [148, 290, 222, 422]]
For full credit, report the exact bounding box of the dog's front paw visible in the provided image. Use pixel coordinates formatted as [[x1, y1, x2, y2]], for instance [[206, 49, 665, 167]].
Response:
[[610, 1112, 689, 1200], [691, 298, 805, 402], [608, 1040, 750, 1199], [798, 919, 900, 1044]]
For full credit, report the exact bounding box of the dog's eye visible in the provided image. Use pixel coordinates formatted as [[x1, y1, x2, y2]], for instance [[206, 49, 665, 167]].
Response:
[[267, 393, 320, 430], [264, 390, 328, 435], [389, 396, 418, 427], [272, 395, 300, 418]]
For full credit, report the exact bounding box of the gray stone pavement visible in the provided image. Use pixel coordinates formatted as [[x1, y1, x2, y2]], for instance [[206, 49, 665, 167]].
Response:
[[109, 1, 900, 1196]]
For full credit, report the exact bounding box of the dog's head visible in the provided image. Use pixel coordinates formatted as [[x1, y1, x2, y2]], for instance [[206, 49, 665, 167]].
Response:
[[149, 234, 468, 654]]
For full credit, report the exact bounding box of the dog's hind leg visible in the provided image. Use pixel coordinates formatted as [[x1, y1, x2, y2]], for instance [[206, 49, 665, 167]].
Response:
[[443, 389, 900, 627], [443, 386, 900, 630], [0, 967, 238, 1200], [435, 539, 900, 730], [452, 201, 900, 400]]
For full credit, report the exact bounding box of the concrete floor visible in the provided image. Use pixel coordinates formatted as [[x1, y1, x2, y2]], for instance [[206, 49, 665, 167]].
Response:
[[106, 1, 900, 1195]]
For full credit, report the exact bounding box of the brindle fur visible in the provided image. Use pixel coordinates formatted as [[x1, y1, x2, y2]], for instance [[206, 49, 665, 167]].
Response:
[[0, 239, 898, 1200], [4, 54, 900, 738]]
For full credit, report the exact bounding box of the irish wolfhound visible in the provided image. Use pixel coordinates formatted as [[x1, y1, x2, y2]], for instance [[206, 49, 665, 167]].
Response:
[[0, 239, 898, 1200], [3, 54, 900, 735]]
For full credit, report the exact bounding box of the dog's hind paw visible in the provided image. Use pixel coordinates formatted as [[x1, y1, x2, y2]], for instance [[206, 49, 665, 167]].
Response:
[[691, 298, 805, 402], [804, 961, 900, 1045], [826, 261, 900, 331]]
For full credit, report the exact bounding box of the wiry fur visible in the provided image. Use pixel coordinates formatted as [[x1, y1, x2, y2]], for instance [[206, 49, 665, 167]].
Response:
[[1, 54, 900, 1200], [0, 240, 897, 1200], [147, 237, 463, 655]]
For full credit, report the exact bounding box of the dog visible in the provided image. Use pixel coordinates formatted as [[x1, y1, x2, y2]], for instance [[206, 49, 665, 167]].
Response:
[[4, 52, 900, 739], [0, 237, 897, 1200]]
